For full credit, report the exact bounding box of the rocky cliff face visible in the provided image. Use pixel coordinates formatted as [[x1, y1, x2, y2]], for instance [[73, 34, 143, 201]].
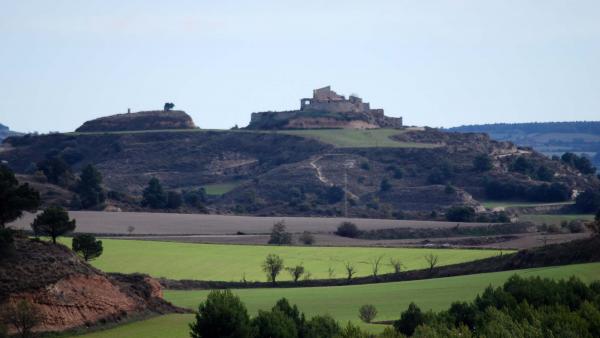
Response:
[[0, 237, 184, 335], [75, 110, 196, 132]]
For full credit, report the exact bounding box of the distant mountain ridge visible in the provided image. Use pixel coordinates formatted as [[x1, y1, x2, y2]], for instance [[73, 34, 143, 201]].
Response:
[[448, 121, 600, 167]]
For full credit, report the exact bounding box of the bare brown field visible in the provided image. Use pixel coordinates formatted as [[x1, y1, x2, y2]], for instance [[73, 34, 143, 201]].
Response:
[[9, 211, 494, 235]]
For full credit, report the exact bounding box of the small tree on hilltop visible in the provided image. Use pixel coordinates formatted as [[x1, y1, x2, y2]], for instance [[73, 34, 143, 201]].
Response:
[[189, 290, 252, 338], [76, 164, 105, 209], [358, 304, 378, 323], [286, 264, 305, 283], [1, 299, 43, 338], [164, 102, 175, 111], [268, 220, 292, 245], [262, 254, 284, 285], [0, 165, 40, 229], [141, 177, 167, 209], [72, 234, 103, 261], [31, 206, 76, 244]]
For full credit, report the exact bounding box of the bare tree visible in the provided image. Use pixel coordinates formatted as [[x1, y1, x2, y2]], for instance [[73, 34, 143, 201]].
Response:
[[1, 300, 43, 338], [370, 255, 384, 280], [261, 254, 284, 285], [424, 253, 439, 273], [344, 262, 357, 282], [327, 266, 335, 279], [389, 258, 403, 275], [286, 264, 305, 283]]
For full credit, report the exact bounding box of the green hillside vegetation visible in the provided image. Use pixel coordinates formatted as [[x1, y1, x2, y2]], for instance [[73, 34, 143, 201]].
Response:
[[78, 262, 600, 337], [63, 239, 508, 281], [201, 181, 242, 195], [278, 129, 440, 148]]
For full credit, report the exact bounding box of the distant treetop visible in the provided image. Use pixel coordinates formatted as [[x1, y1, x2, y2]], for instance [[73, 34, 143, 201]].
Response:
[[164, 102, 175, 111]]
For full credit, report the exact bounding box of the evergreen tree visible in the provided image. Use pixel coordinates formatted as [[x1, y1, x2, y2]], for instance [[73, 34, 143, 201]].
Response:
[[76, 164, 105, 209], [31, 206, 76, 244], [72, 234, 103, 261], [0, 165, 40, 228], [141, 178, 167, 208]]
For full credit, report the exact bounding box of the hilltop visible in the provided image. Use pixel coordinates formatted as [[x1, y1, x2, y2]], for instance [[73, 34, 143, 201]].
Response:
[[0, 123, 22, 141], [75, 110, 196, 132]]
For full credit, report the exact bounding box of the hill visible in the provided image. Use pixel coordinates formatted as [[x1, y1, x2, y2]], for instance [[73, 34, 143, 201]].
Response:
[[75, 110, 196, 132], [1, 127, 598, 219], [0, 236, 184, 335], [448, 121, 600, 167]]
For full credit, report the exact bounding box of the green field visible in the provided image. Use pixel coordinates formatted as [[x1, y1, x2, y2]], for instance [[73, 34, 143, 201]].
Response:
[[278, 129, 439, 148], [481, 200, 575, 209], [201, 181, 241, 195], [78, 239, 508, 281], [519, 213, 595, 225], [79, 262, 600, 338]]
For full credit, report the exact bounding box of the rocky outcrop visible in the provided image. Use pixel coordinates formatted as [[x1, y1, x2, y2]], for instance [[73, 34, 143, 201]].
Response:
[[0, 237, 185, 334], [75, 110, 196, 132]]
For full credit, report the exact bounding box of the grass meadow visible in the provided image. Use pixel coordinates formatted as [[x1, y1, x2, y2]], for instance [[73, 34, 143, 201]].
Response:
[[519, 213, 595, 225], [78, 262, 600, 338], [278, 129, 440, 148], [78, 239, 509, 281]]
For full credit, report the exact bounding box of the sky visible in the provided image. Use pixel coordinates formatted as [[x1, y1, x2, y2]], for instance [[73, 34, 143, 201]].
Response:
[[1, 0, 599, 133]]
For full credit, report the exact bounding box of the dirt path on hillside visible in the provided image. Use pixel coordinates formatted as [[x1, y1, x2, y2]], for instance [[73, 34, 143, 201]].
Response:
[[309, 155, 359, 199]]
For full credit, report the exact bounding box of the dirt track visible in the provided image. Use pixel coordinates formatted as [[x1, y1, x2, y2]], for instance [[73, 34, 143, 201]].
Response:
[[9, 211, 493, 235]]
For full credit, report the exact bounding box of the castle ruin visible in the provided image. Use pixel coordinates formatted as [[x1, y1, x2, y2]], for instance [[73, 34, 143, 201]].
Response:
[[247, 86, 403, 130]]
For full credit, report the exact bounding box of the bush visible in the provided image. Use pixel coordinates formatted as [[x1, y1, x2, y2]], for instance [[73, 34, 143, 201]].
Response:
[[72, 234, 103, 261], [562, 152, 597, 174], [299, 231, 315, 245], [0, 228, 15, 256], [335, 222, 360, 238], [166, 191, 182, 209], [445, 206, 476, 222], [268, 221, 292, 245], [358, 304, 378, 323], [324, 186, 345, 204], [380, 178, 392, 192], [0, 164, 40, 228], [189, 290, 252, 338], [473, 154, 492, 172], [262, 253, 284, 284], [304, 315, 340, 338]]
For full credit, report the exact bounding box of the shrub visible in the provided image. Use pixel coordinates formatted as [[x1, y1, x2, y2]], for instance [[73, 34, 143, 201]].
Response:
[[72, 234, 103, 261], [380, 178, 392, 192], [1, 300, 43, 338], [166, 191, 182, 209], [31, 206, 76, 244], [360, 161, 370, 170], [189, 290, 252, 338], [358, 304, 378, 323], [286, 265, 305, 283], [324, 186, 345, 204], [473, 154, 492, 172], [536, 165, 554, 181], [445, 206, 475, 222], [0, 228, 15, 256], [562, 152, 596, 174], [335, 222, 360, 238], [299, 231, 315, 245], [268, 221, 292, 245]]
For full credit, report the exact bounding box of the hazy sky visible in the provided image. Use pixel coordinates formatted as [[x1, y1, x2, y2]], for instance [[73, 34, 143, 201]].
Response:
[[1, 0, 599, 133]]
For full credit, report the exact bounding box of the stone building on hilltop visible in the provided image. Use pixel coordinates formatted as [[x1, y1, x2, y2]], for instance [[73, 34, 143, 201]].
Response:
[[247, 86, 403, 130]]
